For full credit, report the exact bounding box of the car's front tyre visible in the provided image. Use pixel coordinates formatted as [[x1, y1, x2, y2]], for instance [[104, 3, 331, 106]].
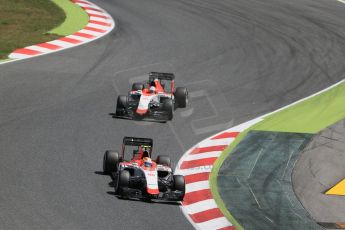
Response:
[[163, 99, 173, 120], [173, 175, 185, 201], [115, 95, 127, 115], [103, 150, 119, 174], [116, 170, 130, 199]]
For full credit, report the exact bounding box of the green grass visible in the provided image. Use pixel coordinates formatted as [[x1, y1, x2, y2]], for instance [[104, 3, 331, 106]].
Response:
[[0, 0, 65, 59], [50, 0, 89, 36], [254, 80, 345, 133], [210, 80, 345, 229], [0, 0, 89, 60]]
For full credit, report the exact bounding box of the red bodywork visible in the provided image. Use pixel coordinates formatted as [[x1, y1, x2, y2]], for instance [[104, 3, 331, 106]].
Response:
[[130, 79, 175, 115]]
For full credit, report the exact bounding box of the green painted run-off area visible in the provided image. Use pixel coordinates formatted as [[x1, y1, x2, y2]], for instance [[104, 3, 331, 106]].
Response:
[[211, 79, 345, 230], [50, 0, 89, 36]]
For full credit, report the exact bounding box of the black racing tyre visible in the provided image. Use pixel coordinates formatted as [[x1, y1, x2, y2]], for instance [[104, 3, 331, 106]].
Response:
[[116, 95, 127, 109], [103, 150, 119, 174], [116, 170, 130, 198], [156, 155, 171, 167], [116, 95, 127, 116], [119, 170, 130, 187], [163, 99, 173, 120], [175, 87, 188, 108], [132, 83, 144, 91], [173, 175, 185, 193]]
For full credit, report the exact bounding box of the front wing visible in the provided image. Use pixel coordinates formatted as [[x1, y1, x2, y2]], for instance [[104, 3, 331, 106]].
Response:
[[121, 187, 184, 201], [114, 108, 171, 122]]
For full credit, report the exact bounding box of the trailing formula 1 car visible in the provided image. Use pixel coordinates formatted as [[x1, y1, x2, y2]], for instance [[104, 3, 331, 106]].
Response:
[[103, 137, 185, 201], [114, 72, 188, 122]]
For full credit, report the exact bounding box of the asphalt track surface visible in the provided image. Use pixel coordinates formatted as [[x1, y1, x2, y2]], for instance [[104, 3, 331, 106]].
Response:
[[1, 0, 345, 229]]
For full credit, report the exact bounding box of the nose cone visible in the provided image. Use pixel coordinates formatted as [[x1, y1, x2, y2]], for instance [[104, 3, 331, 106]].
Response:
[[147, 187, 160, 195], [136, 108, 148, 115]]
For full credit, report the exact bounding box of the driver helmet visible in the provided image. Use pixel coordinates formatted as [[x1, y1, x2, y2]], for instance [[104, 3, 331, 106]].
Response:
[[149, 86, 156, 94], [143, 157, 152, 167]]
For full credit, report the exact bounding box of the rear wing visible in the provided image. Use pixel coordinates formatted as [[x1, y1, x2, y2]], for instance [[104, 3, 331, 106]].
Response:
[[149, 72, 175, 81], [122, 137, 153, 147]]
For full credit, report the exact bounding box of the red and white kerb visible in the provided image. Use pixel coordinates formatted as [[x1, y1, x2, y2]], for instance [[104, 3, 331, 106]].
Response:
[[9, 0, 115, 60], [175, 118, 262, 230]]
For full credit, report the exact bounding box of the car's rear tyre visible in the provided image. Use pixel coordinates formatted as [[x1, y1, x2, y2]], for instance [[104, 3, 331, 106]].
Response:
[[156, 155, 171, 167], [175, 87, 188, 108], [103, 150, 119, 174], [163, 99, 173, 120], [173, 175, 185, 200], [132, 83, 144, 91], [116, 170, 130, 198], [116, 95, 127, 115]]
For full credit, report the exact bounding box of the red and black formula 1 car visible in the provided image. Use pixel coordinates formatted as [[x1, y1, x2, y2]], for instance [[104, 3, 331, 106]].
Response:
[[114, 72, 188, 122], [103, 137, 185, 201]]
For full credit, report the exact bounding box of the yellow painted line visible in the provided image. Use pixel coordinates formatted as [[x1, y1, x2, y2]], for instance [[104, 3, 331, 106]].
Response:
[[326, 179, 345, 196], [338, 0, 345, 4]]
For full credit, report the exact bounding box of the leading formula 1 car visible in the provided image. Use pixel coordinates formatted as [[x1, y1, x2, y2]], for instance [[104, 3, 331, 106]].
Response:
[[103, 137, 185, 201], [114, 72, 188, 122]]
